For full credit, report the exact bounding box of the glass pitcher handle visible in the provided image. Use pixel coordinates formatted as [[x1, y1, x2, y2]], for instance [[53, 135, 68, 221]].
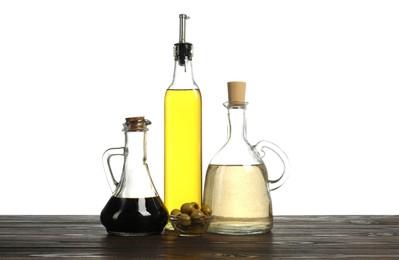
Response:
[[102, 147, 124, 192], [253, 140, 290, 191]]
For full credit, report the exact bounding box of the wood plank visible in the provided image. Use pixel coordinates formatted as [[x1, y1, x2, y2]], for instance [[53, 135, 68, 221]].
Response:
[[0, 215, 398, 258]]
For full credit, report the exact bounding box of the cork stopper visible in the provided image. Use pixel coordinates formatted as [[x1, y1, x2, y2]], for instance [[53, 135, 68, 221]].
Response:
[[123, 116, 151, 132], [227, 81, 246, 105]]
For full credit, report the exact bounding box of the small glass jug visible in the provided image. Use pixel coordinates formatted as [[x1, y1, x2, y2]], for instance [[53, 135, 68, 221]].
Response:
[[203, 82, 290, 235], [100, 117, 168, 236]]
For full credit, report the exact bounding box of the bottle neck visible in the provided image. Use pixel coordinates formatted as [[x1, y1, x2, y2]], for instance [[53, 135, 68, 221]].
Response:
[[170, 58, 197, 89], [113, 129, 157, 198], [227, 104, 248, 143], [124, 130, 146, 166]]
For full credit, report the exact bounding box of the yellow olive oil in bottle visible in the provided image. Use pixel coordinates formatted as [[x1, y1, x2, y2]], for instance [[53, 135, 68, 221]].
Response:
[[164, 14, 202, 229]]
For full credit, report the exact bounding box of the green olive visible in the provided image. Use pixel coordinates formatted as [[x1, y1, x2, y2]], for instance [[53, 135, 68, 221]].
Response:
[[201, 204, 212, 216], [181, 203, 195, 214], [190, 202, 200, 211], [179, 213, 191, 222], [190, 209, 205, 217], [180, 220, 192, 226], [170, 209, 181, 216], [179, 213, 191, 226]]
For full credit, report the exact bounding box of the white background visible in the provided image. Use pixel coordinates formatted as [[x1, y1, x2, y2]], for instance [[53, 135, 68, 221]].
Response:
[[1, 0, 398, 215]]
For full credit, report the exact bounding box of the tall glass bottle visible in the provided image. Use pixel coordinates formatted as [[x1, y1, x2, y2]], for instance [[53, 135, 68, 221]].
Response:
[[164, 14, 202, 229]]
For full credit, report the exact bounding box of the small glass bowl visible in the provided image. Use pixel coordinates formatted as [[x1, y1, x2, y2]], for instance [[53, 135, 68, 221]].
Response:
[[169, 215, 213, 237]]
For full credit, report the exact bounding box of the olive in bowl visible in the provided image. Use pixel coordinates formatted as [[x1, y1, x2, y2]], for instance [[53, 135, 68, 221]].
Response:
[[169, 203, 213, 237]]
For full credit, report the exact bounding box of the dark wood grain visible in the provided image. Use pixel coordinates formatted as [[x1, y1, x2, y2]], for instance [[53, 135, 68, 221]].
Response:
[[0, 215, 398, 259]]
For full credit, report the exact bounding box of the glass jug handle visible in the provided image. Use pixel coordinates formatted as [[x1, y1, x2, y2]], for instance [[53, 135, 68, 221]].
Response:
[[102, 147, 124, 192], [253, 140, 290, 191]]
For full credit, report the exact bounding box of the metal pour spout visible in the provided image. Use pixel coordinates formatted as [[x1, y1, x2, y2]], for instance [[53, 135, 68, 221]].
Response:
[[179, 14, 190, 43], [174, 14, 193, 66]]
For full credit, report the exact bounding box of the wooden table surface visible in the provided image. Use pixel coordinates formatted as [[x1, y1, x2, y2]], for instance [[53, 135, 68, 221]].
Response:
[[0, 215, 398, 259]]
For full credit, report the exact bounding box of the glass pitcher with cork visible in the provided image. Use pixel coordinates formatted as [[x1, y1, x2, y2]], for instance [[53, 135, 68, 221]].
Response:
[[100, 117, 168, 236], [203, 82, 290, 235]]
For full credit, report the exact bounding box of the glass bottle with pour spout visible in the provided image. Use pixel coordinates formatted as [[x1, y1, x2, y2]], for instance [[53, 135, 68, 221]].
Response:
[[203, 82, 290, 235], [100, 117, 168, 236], [164, 14, 202, 229]]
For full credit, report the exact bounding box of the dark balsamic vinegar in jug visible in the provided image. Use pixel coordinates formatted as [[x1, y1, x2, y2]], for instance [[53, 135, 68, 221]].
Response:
[[101, 197, 167, 235], [100, 117, 168, 236]]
